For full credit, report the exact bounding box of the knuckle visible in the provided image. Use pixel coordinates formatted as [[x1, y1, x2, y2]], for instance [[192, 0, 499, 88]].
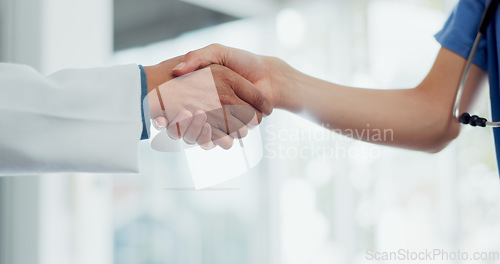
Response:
[[185, 51, 201, 64], [208, 43, 227, 63], [209, 43, 224, 51], [209, 43, 220, 49], [252, 91, 265, 108], [217, 71, 235, 89], [185, 50, 196, 58], [218, 94, 232, 105]]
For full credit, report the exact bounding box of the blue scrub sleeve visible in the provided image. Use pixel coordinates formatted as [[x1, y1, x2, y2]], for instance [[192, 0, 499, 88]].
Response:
[[435, 0, 488, 71], [139, 65, 151, 140]]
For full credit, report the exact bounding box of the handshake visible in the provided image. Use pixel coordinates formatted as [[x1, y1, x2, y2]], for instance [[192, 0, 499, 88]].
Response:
[[144, 44, 287, 150]]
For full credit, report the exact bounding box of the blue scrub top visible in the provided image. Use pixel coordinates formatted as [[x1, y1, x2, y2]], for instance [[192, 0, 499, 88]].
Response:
[[436, 0, 500, 171]]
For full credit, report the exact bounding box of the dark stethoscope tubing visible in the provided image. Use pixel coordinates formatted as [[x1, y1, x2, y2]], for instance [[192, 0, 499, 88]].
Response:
[[455, 0, 500, 127]]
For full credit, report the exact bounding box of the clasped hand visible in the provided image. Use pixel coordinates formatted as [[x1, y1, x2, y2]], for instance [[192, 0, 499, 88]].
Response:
[[145, 57, 273, 150]]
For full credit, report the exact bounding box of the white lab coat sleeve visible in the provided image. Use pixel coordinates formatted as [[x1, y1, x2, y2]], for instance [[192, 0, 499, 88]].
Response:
[[0, 63, 144, 175]]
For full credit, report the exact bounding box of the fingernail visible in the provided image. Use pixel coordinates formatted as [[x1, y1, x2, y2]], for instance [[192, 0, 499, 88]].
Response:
[[173, 62, 185, 71], [153, 118, 167, 131], [155, 117, 167, 127]]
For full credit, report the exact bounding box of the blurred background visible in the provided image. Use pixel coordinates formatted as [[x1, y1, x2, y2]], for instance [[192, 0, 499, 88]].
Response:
[[2, 0, 500, 263]]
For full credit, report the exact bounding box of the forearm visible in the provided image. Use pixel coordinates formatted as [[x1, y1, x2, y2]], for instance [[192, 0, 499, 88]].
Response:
[[280, 68, 459, 152], [172, 45, 485, 152]]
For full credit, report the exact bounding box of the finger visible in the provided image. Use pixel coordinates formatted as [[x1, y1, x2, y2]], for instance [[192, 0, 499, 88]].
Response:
[[219, 105, 248, 139], [227, 104, 261, 129], [235, 125, 249, 139], [212, 128, 234, 150], [153, 116, 168, 131], [173, 44, 228, 76], [203, 107, 239, 139], [167, 110, 193, 140], [225, 113, 249, 139], [228, 75, 273, 116], [224, 117, 248, 139], [197, 123, 216, 150], [212, 66, 271, 116], [174, 46, 274, 114], [183, 110, 207, 145], [147, 88, 167, 119], [247, 113, 260, 129]]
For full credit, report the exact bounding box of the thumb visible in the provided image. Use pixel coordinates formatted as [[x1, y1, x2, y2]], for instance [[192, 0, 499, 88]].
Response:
[[172, 44, 227, 76]]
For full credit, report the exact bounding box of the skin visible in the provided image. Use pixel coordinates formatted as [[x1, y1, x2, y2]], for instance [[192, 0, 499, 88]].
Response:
[[173, 44, 487, 153], [144, 56, 272, 149]]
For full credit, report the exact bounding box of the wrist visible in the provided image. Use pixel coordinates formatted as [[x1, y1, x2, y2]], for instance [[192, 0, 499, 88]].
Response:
[[266, 57, 304, 112], [144, 56, 184, 94], [144, 56, 186, 121]]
